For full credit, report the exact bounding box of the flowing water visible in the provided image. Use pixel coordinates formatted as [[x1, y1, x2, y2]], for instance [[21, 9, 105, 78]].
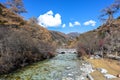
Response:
[[0, 52, 89, 80]]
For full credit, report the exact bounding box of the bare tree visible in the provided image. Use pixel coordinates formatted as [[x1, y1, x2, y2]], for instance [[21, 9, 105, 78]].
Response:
[[111, 0, 120, 15], [0, 26, 56, 74], [100, 6, 115, 24], [99, 0, 120, 24], [5, 0, 27, 14], [28, 17, 38, 27], [77, 42, 87, 58]]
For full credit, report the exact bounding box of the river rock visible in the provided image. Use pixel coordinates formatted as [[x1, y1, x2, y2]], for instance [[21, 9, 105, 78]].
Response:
[[67, 73, 73, 77], [66, 67, 71, 70], [71, 71, 78, 74], [62, 77, 73, 80], [75, 76, 85, 80]]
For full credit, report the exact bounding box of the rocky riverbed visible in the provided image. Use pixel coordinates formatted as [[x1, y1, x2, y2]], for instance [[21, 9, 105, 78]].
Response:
[[0, 52, 94, 80]]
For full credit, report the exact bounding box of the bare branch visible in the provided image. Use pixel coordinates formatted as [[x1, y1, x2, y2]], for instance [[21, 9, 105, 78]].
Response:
[[4, 0, 27, 14]]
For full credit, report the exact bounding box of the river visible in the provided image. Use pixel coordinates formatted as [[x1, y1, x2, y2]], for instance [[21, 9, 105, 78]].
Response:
[[0, 52, 92, 80]]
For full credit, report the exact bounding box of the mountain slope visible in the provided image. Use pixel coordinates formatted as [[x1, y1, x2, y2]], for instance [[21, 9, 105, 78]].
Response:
[[0, 3, 25, 25], [0, 3, 56, 74], [67, 32, 80, 39], [50, 31, 68, 46], [75, 18, 120, 56]]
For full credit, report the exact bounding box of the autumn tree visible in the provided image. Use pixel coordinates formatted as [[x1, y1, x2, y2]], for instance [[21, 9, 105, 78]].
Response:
[[4, 0, 27, 14]]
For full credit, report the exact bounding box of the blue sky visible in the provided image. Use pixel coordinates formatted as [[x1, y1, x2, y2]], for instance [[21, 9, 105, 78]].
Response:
[[1, 0, 119, 33]]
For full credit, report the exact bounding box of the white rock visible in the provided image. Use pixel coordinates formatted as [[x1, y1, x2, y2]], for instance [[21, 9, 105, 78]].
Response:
[[62, 77, 73, 80], [68, 73, 73, 77], [75, 76, 85, 80], [66, 67, 71, 70], [71, 71, 78, 74]]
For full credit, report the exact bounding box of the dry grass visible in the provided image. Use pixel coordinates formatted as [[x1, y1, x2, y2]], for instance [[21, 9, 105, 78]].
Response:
[[87, 58, 120, 80], [88, 59, 120, 75], [90, 71, 106, 80]]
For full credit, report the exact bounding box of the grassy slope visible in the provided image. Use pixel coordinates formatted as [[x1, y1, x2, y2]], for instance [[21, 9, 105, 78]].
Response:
[[87, 59, 120, 80]]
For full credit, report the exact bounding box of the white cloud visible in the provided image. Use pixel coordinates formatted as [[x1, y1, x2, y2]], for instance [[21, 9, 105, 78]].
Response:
[[83, 20, 96, 26], [69, 21, 81, 27], [69, 22, 74, 27], [74, 21, 81, 26], [37, 10, 62, 28], [62, 24, 66, 28]]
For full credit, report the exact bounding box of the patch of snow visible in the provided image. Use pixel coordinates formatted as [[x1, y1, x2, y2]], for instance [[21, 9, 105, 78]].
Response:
[[80, 63, 94, 74], [98, 68, 108, 74], [104, 74, 117, 79]]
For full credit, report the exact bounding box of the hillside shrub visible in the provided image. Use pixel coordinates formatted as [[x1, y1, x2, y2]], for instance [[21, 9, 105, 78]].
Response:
[[0, 26, 56, 74]]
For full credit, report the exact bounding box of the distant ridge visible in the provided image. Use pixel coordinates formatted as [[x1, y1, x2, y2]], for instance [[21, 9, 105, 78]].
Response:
[[67, 32, 80, 39]]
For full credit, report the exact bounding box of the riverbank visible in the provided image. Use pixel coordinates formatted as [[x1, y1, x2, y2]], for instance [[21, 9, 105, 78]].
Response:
[[0, 53, 87, 80], [86, 58, 120, 80]]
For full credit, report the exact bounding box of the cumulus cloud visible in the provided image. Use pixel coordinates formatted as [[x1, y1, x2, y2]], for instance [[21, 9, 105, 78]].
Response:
[[83, 20, 96, 26], [62, 24, 66, 28], [74, 21, 81, 26], [69, 21, 80, 27], [69, 22, 74, 27], [37, 10, 62, 28]]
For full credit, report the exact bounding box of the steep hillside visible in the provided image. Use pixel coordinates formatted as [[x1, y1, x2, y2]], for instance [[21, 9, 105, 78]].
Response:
[[50, 31, 68, 46], [0, 3, 69, 43], [0, 3, 52, 42], [75, 18, 120, 56], [0, 3, 56, 74], [0, 3, 25, 25], [67, 32, 80, 39]]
